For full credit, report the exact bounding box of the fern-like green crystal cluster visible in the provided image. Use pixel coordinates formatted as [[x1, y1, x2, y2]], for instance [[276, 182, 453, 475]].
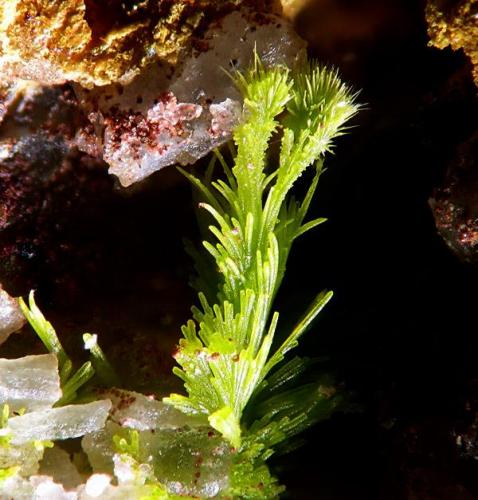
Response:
[[164, 57, 359, 450], [1, 57, 358, 499]]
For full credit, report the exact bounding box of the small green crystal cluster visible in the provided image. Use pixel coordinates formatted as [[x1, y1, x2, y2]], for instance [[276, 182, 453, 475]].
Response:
[[0, 57, 357, 498], [165, 56, 358, 495]]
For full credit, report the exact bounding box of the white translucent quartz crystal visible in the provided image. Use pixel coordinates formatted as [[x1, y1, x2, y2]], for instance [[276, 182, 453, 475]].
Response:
[[0, 475, 77, 500], [3, 465, 193, 499], [83, 388, 205, 473], [0, 356, 114, 494], [8, 400, 112, 445], [1, 383, 230, 497], [80, 481, 155, 500], [83, 421, 232, 498], [0, 354, 61, 412], [80, 474, 162, 500], [0, 285, 25, 345], [1, 460, 153, 499], [98, 388, 205, 431], [81, 420, 118, 474], [148, 427, 232, 498], [82, 474, 111, 498], [75, 10, 306, 186], [31, 476, 77, 500]]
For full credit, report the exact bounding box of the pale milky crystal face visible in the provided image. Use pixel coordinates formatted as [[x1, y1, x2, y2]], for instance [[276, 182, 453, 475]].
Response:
[[1, 10, 305, 188], [32, 477, 77, 500], [94, 389, 205, 431], [147, 427, 232, 498], [0, 286, 25, 345], [0, 354, 61, 411], [0, 475, 80, 500], [84, 474, 111, 498], [82, 413, 232, 498], [82, 421, 119, 474], [8, 399, 112, 445]]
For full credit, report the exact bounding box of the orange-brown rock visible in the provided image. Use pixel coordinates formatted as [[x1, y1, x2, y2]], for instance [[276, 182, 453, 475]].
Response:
[[0, 1, 283, 88], [427, 0, 478, 86]]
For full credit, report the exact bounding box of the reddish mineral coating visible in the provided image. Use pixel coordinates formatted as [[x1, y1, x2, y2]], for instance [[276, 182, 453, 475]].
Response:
[[430, 133, 478, 262], [103, 92, 202, 162], [0, 82, 114, 294]]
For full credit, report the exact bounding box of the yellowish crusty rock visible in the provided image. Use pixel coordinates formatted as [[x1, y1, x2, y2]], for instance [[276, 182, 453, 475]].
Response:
[[0, 0, 281, 88], [427, 0, 478, 86], [0, 0, 150, 87]]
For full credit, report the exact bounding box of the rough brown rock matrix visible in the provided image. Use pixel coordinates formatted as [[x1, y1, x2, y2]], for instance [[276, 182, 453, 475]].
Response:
[[0, 0, 281, 88], [430, 133, 478, 262], [0, 1, 302, 186], [427, 0, 478, 86], [0, 82, 113, 293]]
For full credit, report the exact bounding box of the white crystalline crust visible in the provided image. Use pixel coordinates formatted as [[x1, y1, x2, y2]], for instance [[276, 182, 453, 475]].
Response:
[[0, 474, 160, 500], [0, 354, 61, 412], [81, 389, 231, 497], [0, 379, 233, 498], [81, 421, 119, 474], [0, 355, 110, 496], [82, 422, 232, 498], [8, 399, 112, 445], [0, 475, 76, 500], [74, 10, 306, 186], [83, 474, 111, 497], [81, 473, 154, 499], [97, 388, 205, 431], [0, 286, 25, 346]]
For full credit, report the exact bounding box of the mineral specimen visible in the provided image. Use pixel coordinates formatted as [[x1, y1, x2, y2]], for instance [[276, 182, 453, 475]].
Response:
[[0, 475, 77, 499], [0, 2, 305, 187], [79, 388, 232, 497], [0, 354, 61, 411], [0, 285, 24, 345], [0, 5, 312, 497], [95, 388, 204, 430], [427, 0, 478, 86], [0, 353, 111, 494], [74, 10, 306, 185], [8, 399, 112, 445], [83, 421, 232, 498]]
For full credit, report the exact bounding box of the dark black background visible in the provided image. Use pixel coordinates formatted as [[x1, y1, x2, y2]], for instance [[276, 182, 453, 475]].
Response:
[[278, 0, 478, 498]]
